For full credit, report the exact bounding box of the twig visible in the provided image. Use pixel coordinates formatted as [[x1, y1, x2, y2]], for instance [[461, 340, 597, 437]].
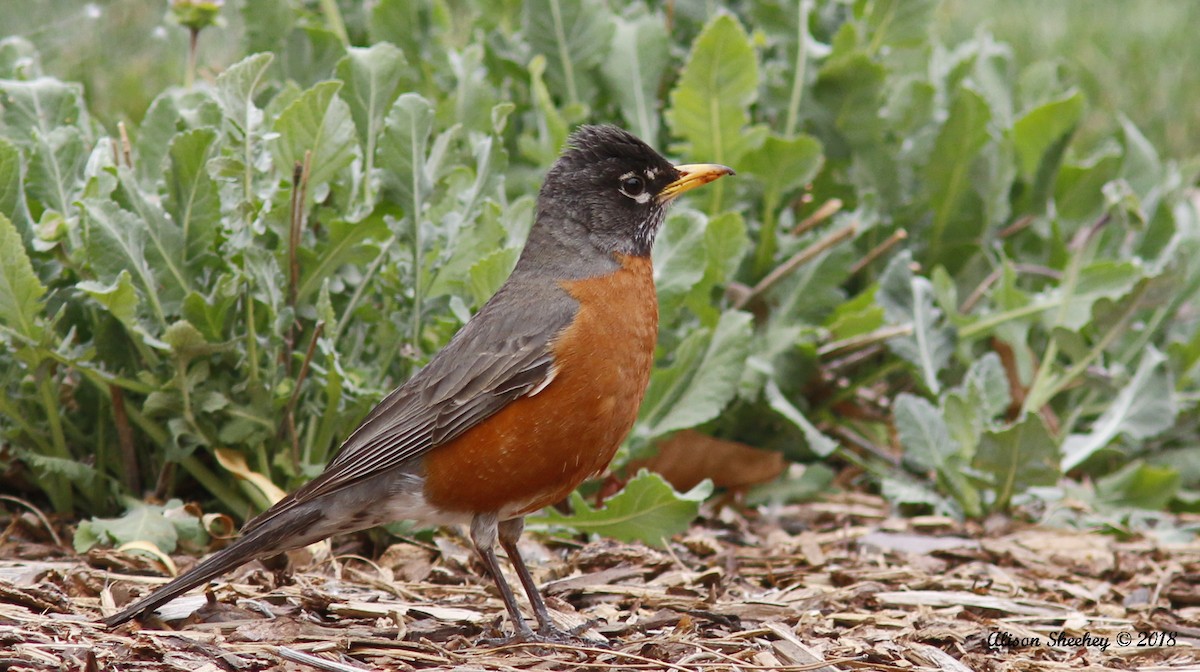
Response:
[[817, 325, 912, 359], [960, 263, 1062, 314], [117, 121, 133, 168], [0, 494, 64, 548], [735, 223, 857, 310], [109, 384, 141, 494], [790, 198, 842, 237], [281, 320, 325, 470], [276, 647, 370, 672], [848, 228, 907, 276]]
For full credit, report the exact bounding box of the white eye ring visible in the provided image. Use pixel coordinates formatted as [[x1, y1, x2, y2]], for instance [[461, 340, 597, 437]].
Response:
[[618, 172, 652, 203]]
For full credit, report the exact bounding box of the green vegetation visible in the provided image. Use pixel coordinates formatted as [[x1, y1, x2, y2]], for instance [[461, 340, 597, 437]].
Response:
[[0, 1, 1197, 550]]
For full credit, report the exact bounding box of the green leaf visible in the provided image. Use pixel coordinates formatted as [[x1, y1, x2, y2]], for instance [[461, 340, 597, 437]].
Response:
[[524, 0, 613, 104], [894, 393, 981, 517], [467, 247, 519, 305], [80, 199, 173, 324], [0, 136, 28, 235], [741, 134, 823, 210], [1095, 461, 1180, 511], [764, 379, 838, 457], [335, 43, 408, 150], [861, 0, 937, 50], [878, 253, 954, 394], [295, 215, 390, 303], [270, 80, 358, 203], [925, 87, 991, 266], [1062, 347, 1177, 470], [164, 128, 220, 261], [0, 77, 83, 138], [638, 310, 754, 440], [78, 270, 139, 329], [214, 52, 275, 139], [0, 212, 45, 341], [74, 499, 205, 554], [531, 470, 710, 547], [1051, 260, 1142, 331], [974, 414, 1058, 510], [1012, 90, 1083, 180], [652, 209, 707, 318], [667, 12, 763, 209], [601, 13, 669, 146], [377, 93, 435, 215]]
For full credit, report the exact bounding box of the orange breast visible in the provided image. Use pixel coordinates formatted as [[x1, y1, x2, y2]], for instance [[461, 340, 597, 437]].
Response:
[[422, 254, 658, 516]]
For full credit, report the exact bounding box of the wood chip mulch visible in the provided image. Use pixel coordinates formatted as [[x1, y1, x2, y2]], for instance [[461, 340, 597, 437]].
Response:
[[2, 493, 1198, 671]]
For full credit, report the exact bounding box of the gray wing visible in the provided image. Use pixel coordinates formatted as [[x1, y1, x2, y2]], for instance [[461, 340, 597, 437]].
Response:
[[241, 281, 576, 533]]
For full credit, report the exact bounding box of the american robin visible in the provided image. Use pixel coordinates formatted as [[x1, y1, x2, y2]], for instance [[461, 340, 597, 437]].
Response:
[[103, 125, 733, 640]]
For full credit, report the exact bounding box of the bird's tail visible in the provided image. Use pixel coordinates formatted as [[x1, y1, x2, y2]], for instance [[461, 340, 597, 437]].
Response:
[[103, 505, 322, 626]]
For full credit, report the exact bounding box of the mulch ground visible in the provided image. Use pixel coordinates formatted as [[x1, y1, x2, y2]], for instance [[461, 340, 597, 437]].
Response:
[[1, 494, 1198, 671]]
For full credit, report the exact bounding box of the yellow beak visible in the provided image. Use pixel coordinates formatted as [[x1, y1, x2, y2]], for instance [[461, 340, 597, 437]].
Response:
[[658, 163, 736, 203]]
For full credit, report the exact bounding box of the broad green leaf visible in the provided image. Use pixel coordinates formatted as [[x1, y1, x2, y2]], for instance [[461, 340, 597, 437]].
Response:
[[894, 393, 981, 516], [164, 128, 220, 261], [377, 93, 435, 216], [974, 414, 1058, 510], [826, 288, 885, 340], [1049, 260, 1141, 331], [368, 0, 427, 67], [652, 209, 707, 318], [667, 13, 763, 208], [519, 55, 570, 166], [942, 352, 1010, 453], [894, 393, 955, 474], [241, 0, 295, 55], [295, 214, 390, 303], [687, 210, 750, 324], [0, 79, 87, 213], [926, 87, 991, 266], [531, 470, 711, 547], [1119, 116, 1162, 197], [1062, 347, 1176, 470], [878, 253, 954, 394], [270, 80, 358, 203], [811, 52, 886, 147], [1012, 90, 1083, 180], [214, 52, 274, 138], [0, 77, 83, 138], [1095, 461, 1180, 511], [524, 0, 613, 104], [741, 134, 823, 211], [0, 212, 45, 341], [764, 379, 838, 457], [80, 200, 167, 324], [860, 0, 936, 50], [0, 136, 27, 235], [601, 13, 669, 146], [78, 270, 139, 329], [28, 127, 85, 214], [0, 37, 39, 79], [335, 43, 408, 150], [73, 498, 205, 554], [467, 247, 519, 305], [638, 310, 754, 440]]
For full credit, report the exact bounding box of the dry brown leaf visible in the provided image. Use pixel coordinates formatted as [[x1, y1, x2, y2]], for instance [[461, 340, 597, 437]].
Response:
[[629, 430, 787, 492]]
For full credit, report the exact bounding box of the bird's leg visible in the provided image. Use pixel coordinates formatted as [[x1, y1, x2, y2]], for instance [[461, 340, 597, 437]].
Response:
[[470, 513, 534, 640], [496, 517, 556, 635]]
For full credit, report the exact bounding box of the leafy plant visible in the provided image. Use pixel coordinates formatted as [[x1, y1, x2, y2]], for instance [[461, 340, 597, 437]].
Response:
[[0, 0, 1197, 550]]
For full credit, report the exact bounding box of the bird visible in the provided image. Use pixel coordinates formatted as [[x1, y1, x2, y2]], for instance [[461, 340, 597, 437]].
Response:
[[102, 125, 733, 641]]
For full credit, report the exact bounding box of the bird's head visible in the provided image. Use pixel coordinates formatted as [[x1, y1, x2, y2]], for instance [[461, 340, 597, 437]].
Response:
[[536, 125, 733, 258]]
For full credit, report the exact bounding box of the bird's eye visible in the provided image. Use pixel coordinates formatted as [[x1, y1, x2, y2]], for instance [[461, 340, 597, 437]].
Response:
[[621, 175, 645, 195]]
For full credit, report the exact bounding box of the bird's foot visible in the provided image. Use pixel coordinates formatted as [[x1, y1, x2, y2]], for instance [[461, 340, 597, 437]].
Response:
[[480, 619, 608, 649]]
